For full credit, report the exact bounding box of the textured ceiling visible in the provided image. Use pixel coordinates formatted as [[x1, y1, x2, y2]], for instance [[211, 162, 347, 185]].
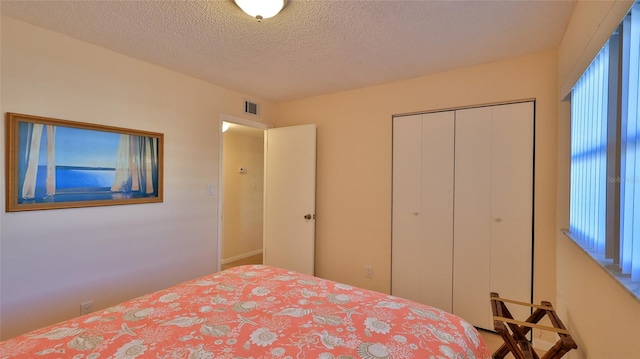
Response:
[[0, 0, 576, 102]]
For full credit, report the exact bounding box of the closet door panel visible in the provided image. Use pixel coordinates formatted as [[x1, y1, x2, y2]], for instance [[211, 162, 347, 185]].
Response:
[[392, 115, 425, 303], [490, 102, 534, 323], [392, 102, 534, 331], [452, 107, 492, 329], [418, 111, 455, 312]]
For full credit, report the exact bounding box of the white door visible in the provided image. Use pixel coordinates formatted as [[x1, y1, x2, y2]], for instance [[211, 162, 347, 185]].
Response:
[[488, 102, 533, 327], [453, 103, 533, 329], [391, 102, 533, 331], [452, 106, 494, 328], [392, 111, 455, 312], [263, 124, 317, 275]]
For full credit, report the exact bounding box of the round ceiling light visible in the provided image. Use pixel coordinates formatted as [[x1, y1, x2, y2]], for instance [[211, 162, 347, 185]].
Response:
[[234, 0, 286, 21]]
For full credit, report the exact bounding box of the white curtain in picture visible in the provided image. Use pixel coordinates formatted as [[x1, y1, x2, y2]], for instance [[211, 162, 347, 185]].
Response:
[[45, 125, 56, 197], [111, 134, 131, 192], [111, 134, 157, 194], [21, 124, 56, 199]]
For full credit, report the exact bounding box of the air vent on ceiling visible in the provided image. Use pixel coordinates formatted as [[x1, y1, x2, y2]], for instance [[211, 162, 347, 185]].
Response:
[[244, 100, 259, 116]]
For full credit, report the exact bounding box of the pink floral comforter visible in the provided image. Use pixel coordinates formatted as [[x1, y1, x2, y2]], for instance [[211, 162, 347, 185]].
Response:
[[1, 265, 490, 358]]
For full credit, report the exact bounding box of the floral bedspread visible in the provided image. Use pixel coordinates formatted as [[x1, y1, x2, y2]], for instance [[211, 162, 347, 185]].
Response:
[[0, 265, 490, 358]]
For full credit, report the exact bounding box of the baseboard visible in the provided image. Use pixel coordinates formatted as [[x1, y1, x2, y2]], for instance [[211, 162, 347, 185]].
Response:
[[222, 249, 263, 264]]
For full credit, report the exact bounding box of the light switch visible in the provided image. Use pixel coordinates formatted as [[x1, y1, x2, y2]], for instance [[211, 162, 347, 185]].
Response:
[[207, 184, 215, 196]]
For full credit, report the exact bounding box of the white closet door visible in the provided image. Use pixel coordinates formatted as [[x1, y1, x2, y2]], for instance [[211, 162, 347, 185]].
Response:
[[392, 102, 533, 330], [418, 111, 455, 311], [392, 115, 424, 302], [453, 106, 493, 328], [392, 112, 455, 312], [489, 102, 533, 325], [453, 103, 533, 329]]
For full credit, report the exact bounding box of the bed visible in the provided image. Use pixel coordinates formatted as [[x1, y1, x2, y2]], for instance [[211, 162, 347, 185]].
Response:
[[0, 265, 490, 358]]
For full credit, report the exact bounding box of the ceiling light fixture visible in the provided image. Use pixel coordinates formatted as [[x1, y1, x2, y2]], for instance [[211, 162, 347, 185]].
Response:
[[234, 0, 286, 22]]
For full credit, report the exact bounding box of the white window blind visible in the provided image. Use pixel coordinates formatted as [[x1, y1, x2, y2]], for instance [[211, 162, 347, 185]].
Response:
[[620, 5, 640, 280], [570, 2, 640, 292], [570, 42, 609, 253]]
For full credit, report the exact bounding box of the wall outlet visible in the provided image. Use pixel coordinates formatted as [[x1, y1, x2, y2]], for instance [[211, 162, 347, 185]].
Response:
[[80, 301, 94, 315], [364, 265, 373, 279]]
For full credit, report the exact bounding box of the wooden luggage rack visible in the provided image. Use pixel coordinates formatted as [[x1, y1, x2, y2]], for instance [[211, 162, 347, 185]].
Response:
[[490, 292, 577, 359]]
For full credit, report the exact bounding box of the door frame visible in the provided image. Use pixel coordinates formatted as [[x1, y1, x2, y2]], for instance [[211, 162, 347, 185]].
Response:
[[217, 113, 271, 271]]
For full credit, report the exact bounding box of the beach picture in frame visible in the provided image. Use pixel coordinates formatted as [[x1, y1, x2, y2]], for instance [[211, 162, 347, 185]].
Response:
[[5, 113, 163, 212]]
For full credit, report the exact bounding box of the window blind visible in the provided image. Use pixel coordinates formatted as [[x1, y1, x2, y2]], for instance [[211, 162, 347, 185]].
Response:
[[570, 42, 609, 253], [620, 5, 640, 280]]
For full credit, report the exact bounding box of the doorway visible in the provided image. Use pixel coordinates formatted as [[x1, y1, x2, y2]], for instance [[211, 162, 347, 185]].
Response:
[[219, 114, 269, 271]]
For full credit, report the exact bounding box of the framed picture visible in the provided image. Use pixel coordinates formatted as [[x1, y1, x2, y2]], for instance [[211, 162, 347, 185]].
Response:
[[5, 113, 163, 212]]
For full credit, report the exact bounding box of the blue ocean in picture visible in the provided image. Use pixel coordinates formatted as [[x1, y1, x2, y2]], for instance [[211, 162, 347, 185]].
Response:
[[22, 165, 116, 202], [53, 166, 115, 189]]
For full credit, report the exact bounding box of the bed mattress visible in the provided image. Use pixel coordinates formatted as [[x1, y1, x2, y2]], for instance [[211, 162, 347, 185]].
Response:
[[0, 265, 490, 358]]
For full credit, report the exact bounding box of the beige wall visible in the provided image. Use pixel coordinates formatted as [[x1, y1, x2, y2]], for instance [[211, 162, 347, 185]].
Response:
[[558, 0, 635, 99], [0, 16, 274, 339], [556, 1, 640, 357], [275, 49, 559, 346], [4, 1, 639, 354], [222, 129, 264, 260]]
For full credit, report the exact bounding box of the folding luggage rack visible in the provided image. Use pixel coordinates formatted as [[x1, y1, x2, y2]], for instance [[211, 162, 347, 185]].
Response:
[[490, 292, 577, 359]]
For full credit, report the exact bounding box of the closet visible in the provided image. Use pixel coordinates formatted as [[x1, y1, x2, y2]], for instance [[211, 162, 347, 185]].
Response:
[[391, 101, 533, 330]]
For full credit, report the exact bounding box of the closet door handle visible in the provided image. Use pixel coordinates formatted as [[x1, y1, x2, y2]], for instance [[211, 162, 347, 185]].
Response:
[[494, 217, 502, 223]]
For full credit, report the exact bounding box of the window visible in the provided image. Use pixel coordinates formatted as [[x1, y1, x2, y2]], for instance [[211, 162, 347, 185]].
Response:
[[569, 2, 640, 298]]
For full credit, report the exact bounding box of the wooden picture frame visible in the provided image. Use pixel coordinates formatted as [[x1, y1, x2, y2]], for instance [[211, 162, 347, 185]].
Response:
[[5, 113, 163, 212]]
